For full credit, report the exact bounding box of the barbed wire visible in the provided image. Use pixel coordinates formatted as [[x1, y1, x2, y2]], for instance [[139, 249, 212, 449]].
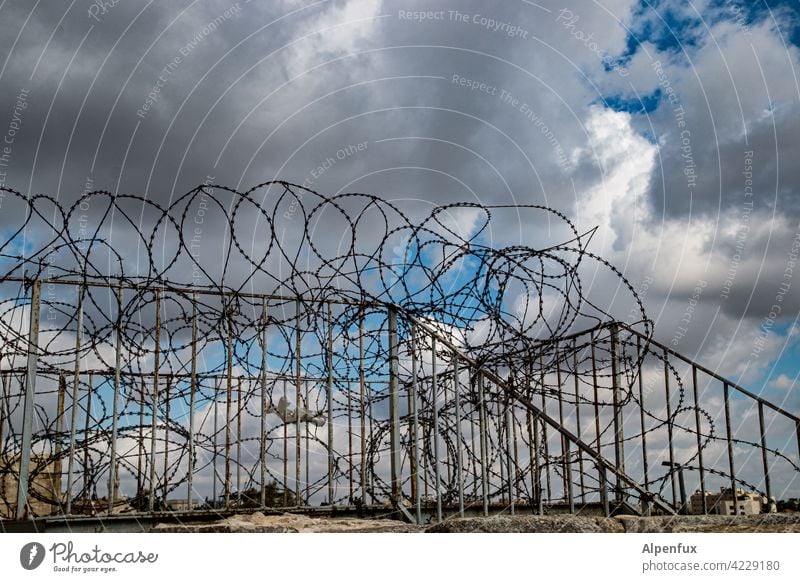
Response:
[[0, 182, 794, 519]]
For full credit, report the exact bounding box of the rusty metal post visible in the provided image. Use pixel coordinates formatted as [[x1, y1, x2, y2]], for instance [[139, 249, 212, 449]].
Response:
[[610, 324, 625, 505], [636, 335, 650, 515], [367, 384, 375, 497], [505, 394, 515, 515], [692, 366, 707, 513], [15, 280, 42, 520], [282, 377, 288, 505], [663, 349, 677, 508], [188, 295, 197, 510], [137, 379, 144, 504], [304, 382, 309, 504], [591, 335, 601, 456], [407, 340, 417, 507], [237, 378, 242, 507], [525, 360, 536, 510], [563, 431, 574, 514], [797, 421, 800, 473], [54, 373, 66, 461], [470, 397, 478, 498], [661, 461, 687, 514], [348, 378, 354, 501], [65, 285, 84, 514], [533, 415, 543, 515], [327, 302, 335, 506], [83, 374, 93, 504], [387, 306, 402, 504], [512, 403, 520, 503], [52, 374, 66, 512], [598, 463, 610, 517], [556, 354, 568, 505], [212, 378, 218, 507], [573, 343, 585, 503], [453, 355, 464, 517], [108, 286, 123, 514], [758, 402, 772, 503], [431, 336, 442, 523], [442, 376, 451, 486], [163, 378, 170, 504], [499, 389, 506, 504], [410, 328, 421, 524], [724, 383, 737, 514], [295, 300, 302, 506], [0, 373, 9, 469], [260, 298, 268, 507], [477, 373, 488, 516], [539, 354, 552, 502], [149, 289, 161, 512], [224, 307, 233, 510], [359, 312, 366, 506]]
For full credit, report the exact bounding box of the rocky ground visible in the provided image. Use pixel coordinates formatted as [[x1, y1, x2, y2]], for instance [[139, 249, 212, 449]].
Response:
[[151, 512, 800, 533], [428, 513, 800, 533], [152, 511, 420, 533]]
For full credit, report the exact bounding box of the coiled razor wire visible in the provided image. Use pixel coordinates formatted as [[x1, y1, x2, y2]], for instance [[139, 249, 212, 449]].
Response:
[[0, 182, 796, 517]]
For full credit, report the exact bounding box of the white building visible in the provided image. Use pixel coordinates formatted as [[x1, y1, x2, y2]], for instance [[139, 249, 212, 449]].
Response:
[[689, 487, 775, 515]]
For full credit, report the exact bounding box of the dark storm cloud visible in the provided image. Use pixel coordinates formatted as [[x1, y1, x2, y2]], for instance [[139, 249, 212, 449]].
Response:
[[0, 0, 631, 210]]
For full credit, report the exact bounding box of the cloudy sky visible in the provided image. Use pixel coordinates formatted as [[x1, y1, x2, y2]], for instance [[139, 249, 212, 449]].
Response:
[[0, 0, 798, 405]]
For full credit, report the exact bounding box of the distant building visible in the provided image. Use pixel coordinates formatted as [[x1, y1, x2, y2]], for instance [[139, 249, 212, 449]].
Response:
[[0, 454, 63, 518], [165, 498, 200, 511], [689, 487, 776, 515]]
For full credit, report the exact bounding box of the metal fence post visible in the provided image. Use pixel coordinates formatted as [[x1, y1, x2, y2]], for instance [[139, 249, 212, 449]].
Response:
[[260, 297, 268, 508], [15, 280, 42, 520], [453, 355, 464, 517], [188, 294, 198, 510], [758, 402, 772, 504], [431, 336, 443, 523], [691, 366, 707, 513], [723, 383, 737, 514], [387, 306, 401, 504], [108, 286, 123, 514], [598, 463, 610, 517], [225, 307, 233, 510], [359, 312, 366, 506], [505, 393, 515, 515], [327, 302, 335, 506], [478, 373, 489, 517], [410, 328, 421, 524], [533, 415, 543, 515], [609, 324, 625, 505], [636, 335, 650, 515], [0, 374, 9, 474], [65, 285, 84, 515], [149, 289, 161, 512], [295, 300, 302, 506]]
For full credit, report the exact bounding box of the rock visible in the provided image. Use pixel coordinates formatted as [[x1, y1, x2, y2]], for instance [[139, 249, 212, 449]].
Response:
[[617, 514, 800, 533], [151, 511, 420, 533], [152, 522, 297, 533], [151, 511, 800, 533], [425, 515, 625, 533]]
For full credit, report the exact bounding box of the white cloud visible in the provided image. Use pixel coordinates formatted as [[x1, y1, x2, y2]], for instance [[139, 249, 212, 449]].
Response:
[[768, 373, 797, 390]]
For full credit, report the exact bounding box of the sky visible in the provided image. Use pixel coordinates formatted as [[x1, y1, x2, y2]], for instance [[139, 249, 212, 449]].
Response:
[[0, 0, 798, 406]]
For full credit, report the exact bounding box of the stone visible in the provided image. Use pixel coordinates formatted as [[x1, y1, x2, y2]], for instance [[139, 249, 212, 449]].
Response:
[[151, 511, 420, 533], [616, 513, 800, 533], [152, 511, 800, 533], [425, 515, 625, 533]]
